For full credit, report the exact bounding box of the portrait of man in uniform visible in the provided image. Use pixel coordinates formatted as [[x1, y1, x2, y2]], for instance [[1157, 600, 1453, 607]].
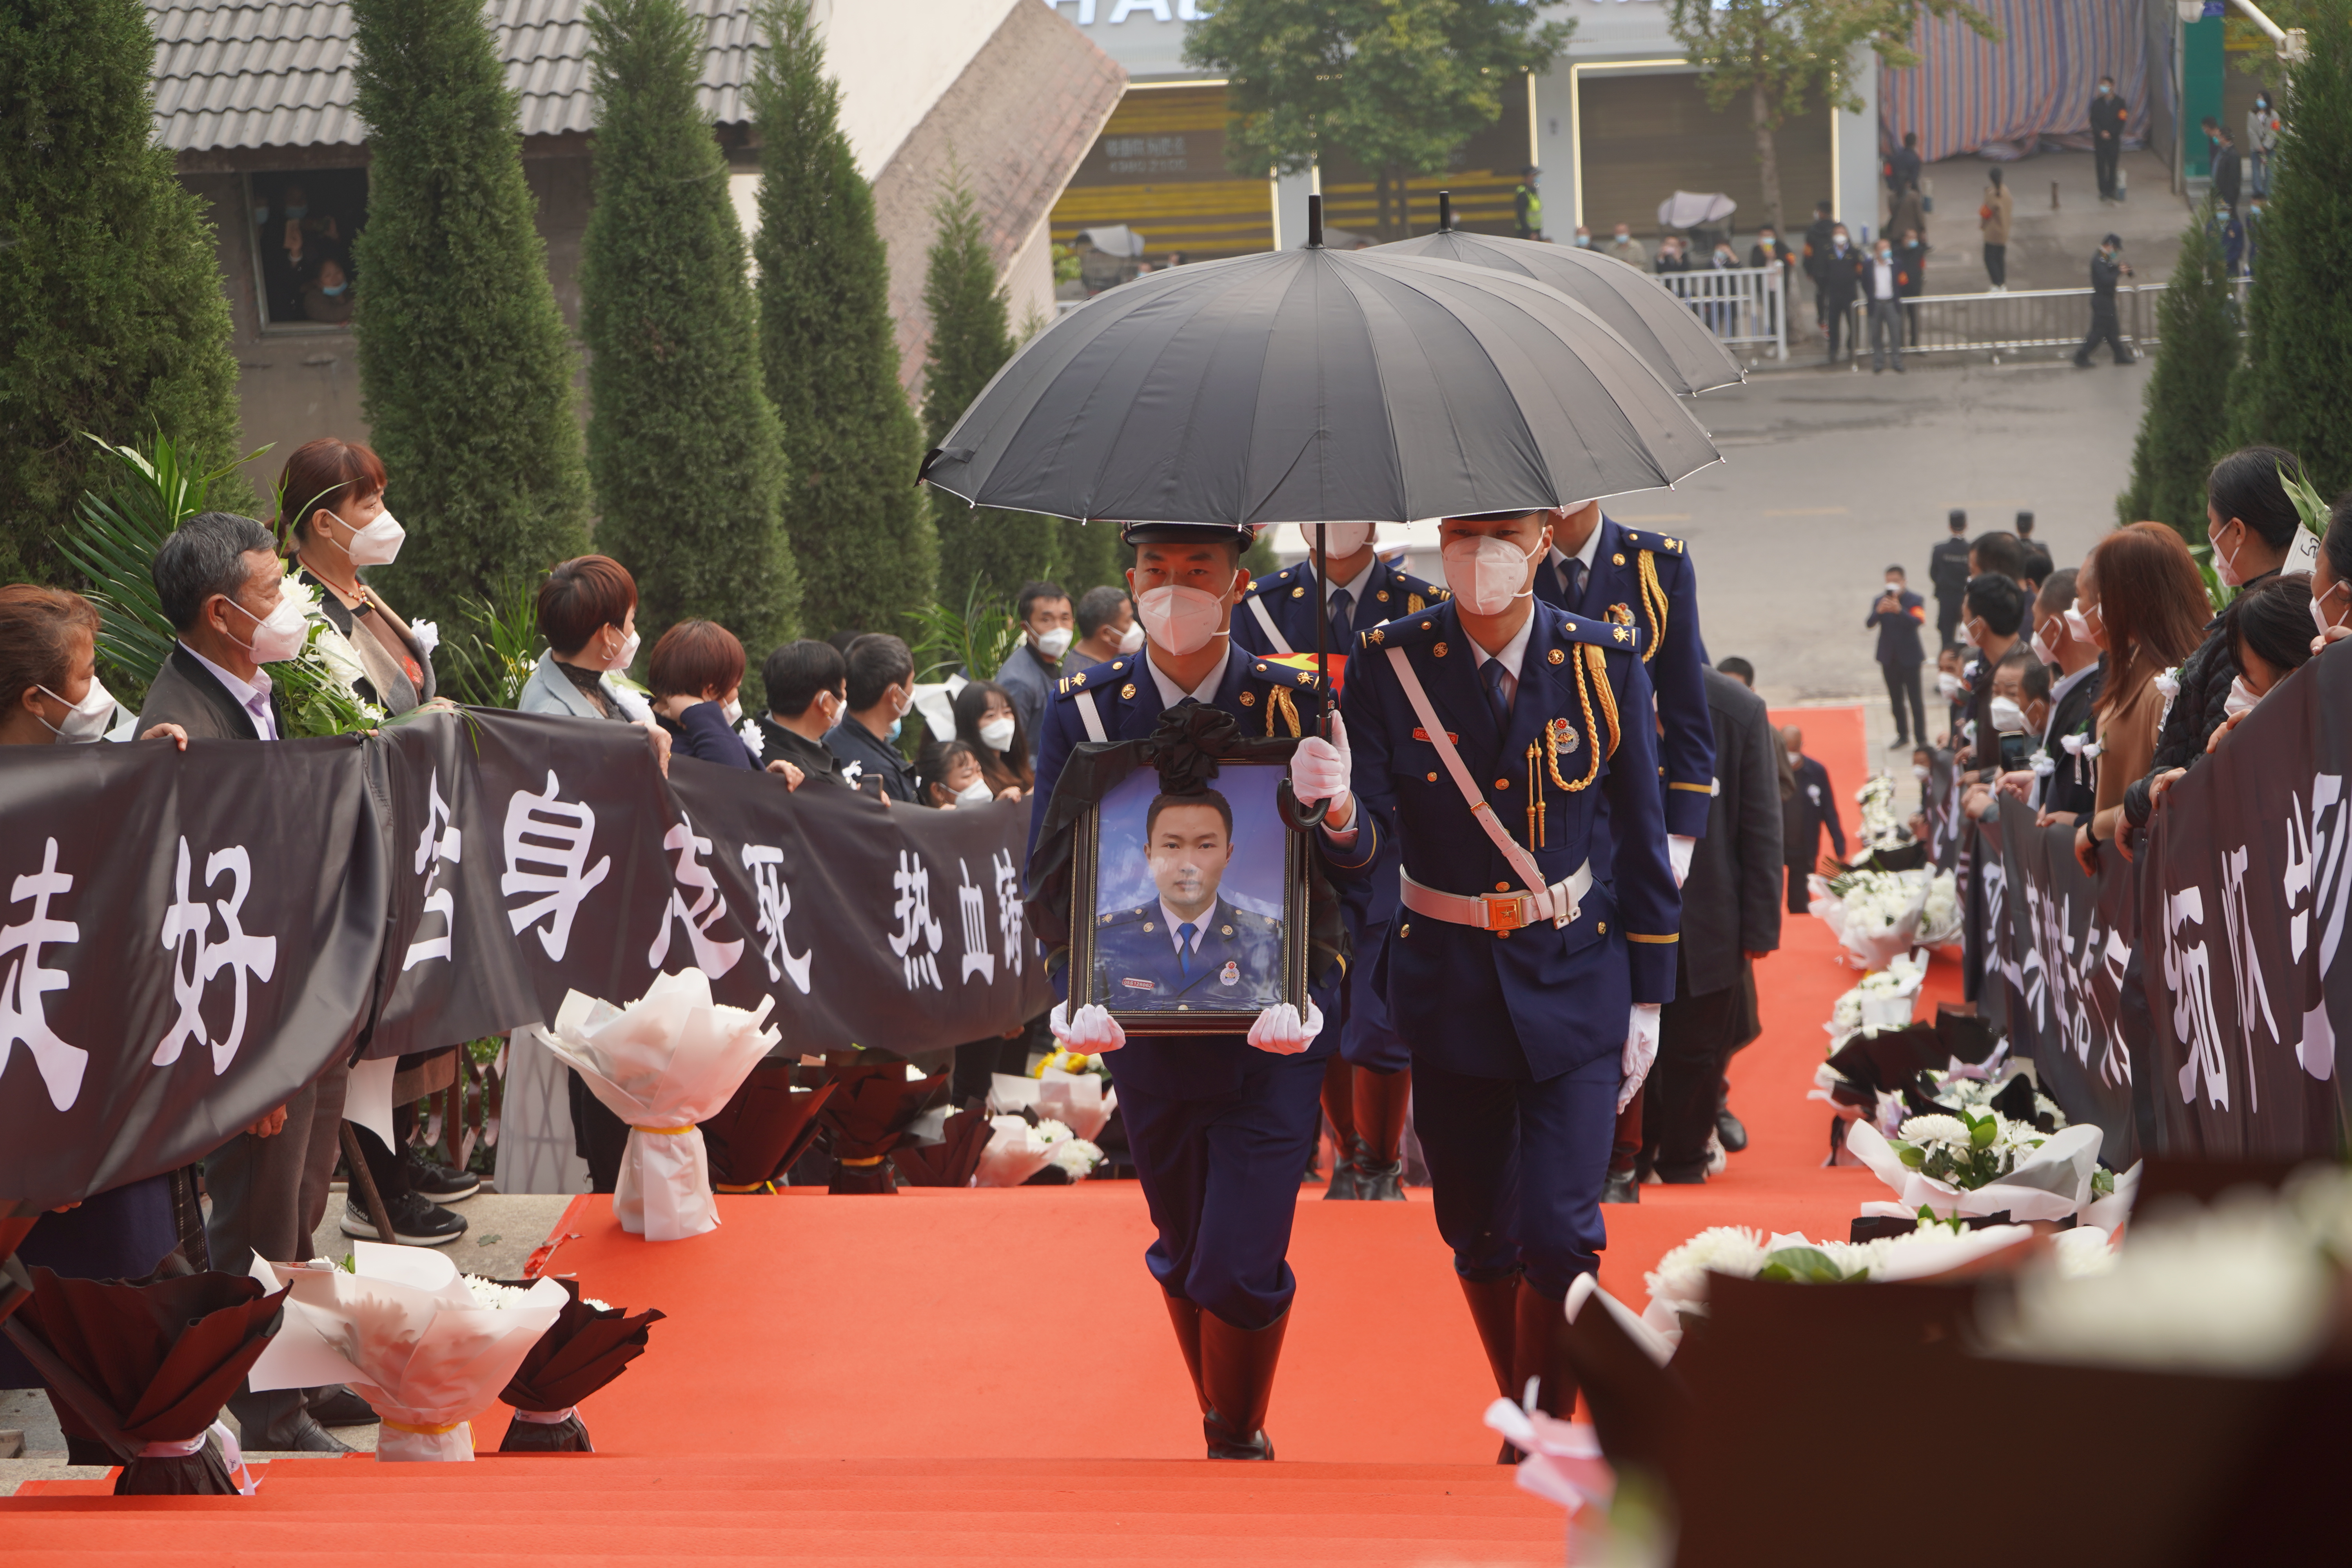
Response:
[[1091, 788, 1283, 1011]]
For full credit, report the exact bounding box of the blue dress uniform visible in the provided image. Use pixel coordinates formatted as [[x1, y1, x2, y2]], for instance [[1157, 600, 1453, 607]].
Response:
[[1533, 515, 1717, 840], [1233, 554, 1449, 1198], [1029, 619, 1333, 1459], [1093, 897, 1285, 1007], [1328, 598, 1679, 1421]]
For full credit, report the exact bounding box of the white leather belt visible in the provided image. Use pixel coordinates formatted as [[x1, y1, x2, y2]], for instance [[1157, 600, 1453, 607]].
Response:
[[1399, 863, 1591, 933]]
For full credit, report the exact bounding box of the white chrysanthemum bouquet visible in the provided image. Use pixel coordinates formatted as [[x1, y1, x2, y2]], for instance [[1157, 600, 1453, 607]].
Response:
[[1639, 1221, 2051, 1339], [1846, 1108, 2107, 1223]]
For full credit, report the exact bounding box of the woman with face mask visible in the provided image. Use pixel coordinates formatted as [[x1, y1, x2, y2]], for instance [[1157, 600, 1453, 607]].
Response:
[[280, 439, 435, 716], [916, 738, 993, 809], [647, 619, 760, 770], [517, 555, 673, 773], [952, 679, 1033, 800], [2070, 524, 2209, 874]]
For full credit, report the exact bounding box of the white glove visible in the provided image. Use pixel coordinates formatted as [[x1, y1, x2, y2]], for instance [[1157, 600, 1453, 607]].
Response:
[[1247, 1000, 1324, 1054], [1667, 834, 1695, 888], [1289, 712, 1353, 827], [1617, 1004, 1661, 1112], [1049, 1001, 1126, 1054]]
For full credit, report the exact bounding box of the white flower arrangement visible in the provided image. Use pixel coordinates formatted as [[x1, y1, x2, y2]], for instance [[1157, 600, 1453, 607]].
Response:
[[1853, 772, 1911, 853], [1916, 871, 1962, 946], [463, 1275, 542, 1310], [1641, 1221, 2038, 1336], [2029, 748, 2057, 778], [1813, 870, 1934, 969], [1642, 1226, 1768, 1320], [410, 618, 441, 659], [1823, 950, 1927, 1048], [2154, 665, 2181, 702]]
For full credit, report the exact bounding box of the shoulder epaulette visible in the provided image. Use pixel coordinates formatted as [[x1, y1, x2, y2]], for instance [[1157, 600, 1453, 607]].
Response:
[[1054, 657, 1136, 699], [1245, 657, 1325, 691], [1249, 564, 1302, 602], [1614, 528, 1687, 559], [1357, 610, 1448, 651], [1553, 609, 1642, 656]]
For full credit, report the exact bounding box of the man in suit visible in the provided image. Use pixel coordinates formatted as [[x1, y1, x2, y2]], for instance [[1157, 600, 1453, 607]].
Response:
[[1818, 225, 1866, 365], [1929, 510, 1972, 652], [1233, 525, 1446, 1200], [1867, 566, 1929, 748], [1031, 520, 1334, 1463], [1633, 667, 1782, 1191], [141, 511, 351, 1452], [2022, 569, 2103, 820], [1955, 573, 2027, 776], [1302, 506, 1679, 1434], [1093, 791, 1283, 1008], [1780, 724, 1846, 912]]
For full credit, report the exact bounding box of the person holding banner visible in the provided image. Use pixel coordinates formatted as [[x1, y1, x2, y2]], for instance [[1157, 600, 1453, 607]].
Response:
[[648, 619, 759, 771], [517, 554, 673, 776], [2151, 575, 2316, 812], [1033, 519, 1334, 1462], [2071, 524, 2208, 873], [279, 438, 435, 716]]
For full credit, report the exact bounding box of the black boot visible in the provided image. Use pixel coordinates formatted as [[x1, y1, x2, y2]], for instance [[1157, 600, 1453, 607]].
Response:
[[1200, 1307, 1288, 1460], [1511, 1282, 1580, 1422], [1458, 1270, 1521, 1463], [1350, 1066, 1412, 1201], [1163, 1292, 1207, 1414], [1320, 1059, 1362, 1199]]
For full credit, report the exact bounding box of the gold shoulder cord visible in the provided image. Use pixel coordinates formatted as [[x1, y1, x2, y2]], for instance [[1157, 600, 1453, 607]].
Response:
[[1636, 550, 1668, 665], [1268, 686, 1302, 738], [1549, 646, 1619, 793]]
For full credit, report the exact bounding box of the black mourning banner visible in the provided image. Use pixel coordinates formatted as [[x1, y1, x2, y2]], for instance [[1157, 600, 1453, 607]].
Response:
[[0, 737, 386, 1208], [2136, 646, 2347, 1157], [1, 711, 1048, 1208]]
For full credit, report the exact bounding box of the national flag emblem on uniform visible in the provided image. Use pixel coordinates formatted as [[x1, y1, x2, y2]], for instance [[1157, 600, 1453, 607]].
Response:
[[1259, 650, 1345, 693]]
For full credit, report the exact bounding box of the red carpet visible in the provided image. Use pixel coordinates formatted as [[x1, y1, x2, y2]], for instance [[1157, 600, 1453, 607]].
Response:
[[11, 705, 1950, 1559]]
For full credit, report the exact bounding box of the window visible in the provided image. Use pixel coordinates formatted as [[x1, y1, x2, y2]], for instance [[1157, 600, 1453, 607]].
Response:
[[243, 167, 369, 330]]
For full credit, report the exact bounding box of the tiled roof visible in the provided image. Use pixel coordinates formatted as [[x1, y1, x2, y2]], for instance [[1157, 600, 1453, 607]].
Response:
[[145, 0, 760, 152]]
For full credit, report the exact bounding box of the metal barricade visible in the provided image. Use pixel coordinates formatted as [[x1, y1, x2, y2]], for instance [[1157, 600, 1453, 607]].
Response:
[[1835, 281, 2245, 368], [1659, 264, 1788, 363]]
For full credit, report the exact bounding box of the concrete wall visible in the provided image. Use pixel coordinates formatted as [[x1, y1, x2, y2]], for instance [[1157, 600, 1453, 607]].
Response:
[[814, 0, 1022, 176]]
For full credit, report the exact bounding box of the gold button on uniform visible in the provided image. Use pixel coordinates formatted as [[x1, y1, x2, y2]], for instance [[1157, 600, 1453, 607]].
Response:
[[1495, 777, 1510, 789], [1432, 642, 1448, 657], [1547, 648, 1564, 665], [1121, 683, 1136, 699], [1292, 586, 1306, 598], [1495, 882, 1510, 892], [1612, 552, 1626, 566], [1399, 923, 1410, 938], [1597, 922, 1606, 934], [1426, 771, 1437, 782]]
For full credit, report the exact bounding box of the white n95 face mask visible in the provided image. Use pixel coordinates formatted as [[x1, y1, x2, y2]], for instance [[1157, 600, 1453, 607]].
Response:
[[977, 716, 1017, 752], [604, 626, 641, 673], [1035, 626, 1073, 661], [721, 696, 743, 727], [2315, 581, 2347, 638], [1136, 576, 1234, 657], [345, 509, 406, 568], [36, 676, 115, 743], [1440, 535, 1540, 616], [1315, 522, 1372, 559], [230, 593, 308, 663], [1989, 695, 2027, 734], [1116, 621, 1145, 655], [2224, 675, 2258, 719], [2063, 605, 2095, 642], [1912, 763, 1931, 782], [953, 776, 994, 806], [1935, 671, 1963, 700]]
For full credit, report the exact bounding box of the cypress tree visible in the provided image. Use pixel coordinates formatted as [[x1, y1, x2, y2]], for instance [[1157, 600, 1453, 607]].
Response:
[[0, 0, 253, 586], [2221, 0, 2352, 497], [349, 0, 592, 635], [582, 0, 798, 668], [924, 176, 1058, 604], [1060, 517, 1127, 600], [2119, 204, 2238, 540], [752, 0, 935, 639]]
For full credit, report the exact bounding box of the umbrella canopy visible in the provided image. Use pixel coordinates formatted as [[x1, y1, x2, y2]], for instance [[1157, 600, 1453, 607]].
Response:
[[1658, 190, 1737, 229], [920, 243, 1719, 528], [1369, 227, 1742, 397]]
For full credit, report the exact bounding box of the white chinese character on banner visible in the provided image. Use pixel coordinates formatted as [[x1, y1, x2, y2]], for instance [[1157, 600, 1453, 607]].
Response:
[[2096, 924, 2134, 1088], [0, 838, 87, 1111], [648, 814, 743, 978], [502, 771, 611, 960], [153, 839, 278, 1077], [955, 858, 994, 984], [2218, 842, 2280, 1107], [888, 850, 944, 991], [993, 849, 1024, 979], [402, 767, 463, 971], [2164, 886, 2229, 1110], [2285, 775, 2349, 1077], [740, 845, 813, 994]]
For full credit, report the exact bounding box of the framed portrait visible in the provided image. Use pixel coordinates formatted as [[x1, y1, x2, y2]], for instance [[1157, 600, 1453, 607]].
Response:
[[1067, 761, 1312, 1034]]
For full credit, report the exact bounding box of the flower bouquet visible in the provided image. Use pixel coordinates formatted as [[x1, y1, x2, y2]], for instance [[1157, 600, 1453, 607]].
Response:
[[700, 1060, 835, 1192], [888, 1103, 995, 1187], [539, 968, 781, 1240], [975, 1114, 1106, 1186], [1915, 869, 1962, 947], [1639, 1220, 2042, 1341], [492, 1276, 664, 1453], [246, 1244, 568, 1461], [1824, 951, 1929, 1047], [817, 1056, 952, 1193], [4, 1268, 286, 1494], [1809, 868, 1930, 971], [989, 1067, 1119, 1142], [1845, 1109, 2105, 1223]]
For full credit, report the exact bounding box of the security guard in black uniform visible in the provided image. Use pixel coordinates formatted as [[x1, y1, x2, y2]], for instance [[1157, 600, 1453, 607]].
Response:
[[1028, 519, 1335, 1462], [1287, 506, 1680, 1432], [1232, 524, 1448, 1199]]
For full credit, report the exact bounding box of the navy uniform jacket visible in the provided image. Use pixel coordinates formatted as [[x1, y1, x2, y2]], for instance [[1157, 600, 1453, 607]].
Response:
[[1867, 588, 1928, 667], [1030, 644, 1334, 1098], [1231, 554, 1448, 664], [1330, 602, 1680, 1082], [1533, 515, 1716, 839], [1092, 897, 1284, 1011]]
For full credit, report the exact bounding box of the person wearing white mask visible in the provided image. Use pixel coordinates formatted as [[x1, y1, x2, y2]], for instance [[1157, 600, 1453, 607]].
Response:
[[1070, 584, 1141, 668], [278, 439, 437, 716], [916, 738, 995, 808], [0, 586, 186, 750], [755, 639, 855, 789], [1231, 521, 1447, 1201], [991, 581, 1074, 763], [1307, 506, 1679, 1440], [647, 619, 766, 772], [951, 679, 1032, 801], [2003, 567, 2104, 821], [1866, 564, 1928, 748], [825, 634, 922, 804], [516, 554, 674, 771], [1027, 519, 1334, 1464], [2151, 573, 2319, 812]]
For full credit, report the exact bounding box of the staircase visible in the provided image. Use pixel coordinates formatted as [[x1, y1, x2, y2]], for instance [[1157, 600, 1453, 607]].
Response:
[[7, 1454, 1565, 1566]]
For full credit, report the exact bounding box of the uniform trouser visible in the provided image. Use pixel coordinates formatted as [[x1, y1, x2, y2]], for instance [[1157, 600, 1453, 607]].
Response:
[[1982, 244, 2006, 289], [1937, 598, 1962, 652], [1867, 298, 1904, 368], [1338, 918, 1411, 1073], [1412, 1053, 1617, 1301], [2076, 305, 2128, 364], [1825, 300, 1853, 359], [1117, 1051, 1325, 1330], [2094, 138, 2120, 197], [1644, 985, 1744, 1182], [209, 1057, 348, 1445], [1882, 660, 1927, 743]]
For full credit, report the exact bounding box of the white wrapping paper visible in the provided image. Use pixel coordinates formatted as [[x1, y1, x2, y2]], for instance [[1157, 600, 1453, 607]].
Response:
[[1035, 1068, 1116, 1141], [538, 969, 780, 1241], [1845, 1120, 2104, 1222], [244, 1245, 566, 1462], [974, 1115, 1056, 1187]]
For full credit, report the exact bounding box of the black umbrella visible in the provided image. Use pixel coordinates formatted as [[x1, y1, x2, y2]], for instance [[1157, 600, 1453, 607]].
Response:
[[920, 199, 1717, 528], [1368, 192, 1743, 397]]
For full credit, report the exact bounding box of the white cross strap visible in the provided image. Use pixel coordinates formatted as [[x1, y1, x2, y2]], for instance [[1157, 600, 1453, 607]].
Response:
[[1246, 594, 1293, 656]]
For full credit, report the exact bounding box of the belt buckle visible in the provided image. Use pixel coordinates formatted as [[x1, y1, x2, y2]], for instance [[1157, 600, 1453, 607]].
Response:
[[1481, 894, 1527, 933]]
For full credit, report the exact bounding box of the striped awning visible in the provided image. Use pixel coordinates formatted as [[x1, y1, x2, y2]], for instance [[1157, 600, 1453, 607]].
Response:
[[1879, 0, 2152, 163]]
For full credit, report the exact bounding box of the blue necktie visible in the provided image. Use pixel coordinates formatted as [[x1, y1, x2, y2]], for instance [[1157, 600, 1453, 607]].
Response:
[[1480, 659, 1512, 730], [1329, 587, 1354, 653], [1178, 922, 1198, 978], [1572, 559, 1590, 604]]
